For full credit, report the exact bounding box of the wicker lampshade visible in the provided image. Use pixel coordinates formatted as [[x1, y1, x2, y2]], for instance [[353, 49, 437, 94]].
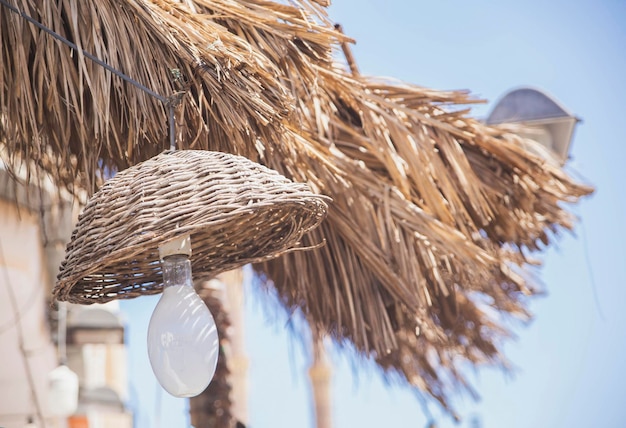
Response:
[[54, 150, 329, 304]]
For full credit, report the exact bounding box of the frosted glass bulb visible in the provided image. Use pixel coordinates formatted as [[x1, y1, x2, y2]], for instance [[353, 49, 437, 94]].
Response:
[[147, 255, 219, 397]]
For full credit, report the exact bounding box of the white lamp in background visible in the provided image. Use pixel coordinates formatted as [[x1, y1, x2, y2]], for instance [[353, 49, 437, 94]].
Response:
[[486, 86, 580, 166], [147, 234, 219, 397], [47, 364, 79, 416], [48, 301, 79, 417]]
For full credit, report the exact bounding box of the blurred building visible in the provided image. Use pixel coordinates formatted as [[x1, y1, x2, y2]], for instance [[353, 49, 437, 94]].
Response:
[[0, 160, 133, 428], [65, 302, 132, 428]]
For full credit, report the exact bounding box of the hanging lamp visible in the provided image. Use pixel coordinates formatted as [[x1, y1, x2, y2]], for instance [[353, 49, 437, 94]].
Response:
[[51, 149, 329, 397], [51, 149, 328, 397], [53, 149, 329, 304]]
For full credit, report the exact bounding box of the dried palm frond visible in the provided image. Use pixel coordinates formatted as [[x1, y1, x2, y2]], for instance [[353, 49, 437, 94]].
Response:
[[1, 0, 593, 413], [256, 70, 591, 412], [1, 0, 347, 192]]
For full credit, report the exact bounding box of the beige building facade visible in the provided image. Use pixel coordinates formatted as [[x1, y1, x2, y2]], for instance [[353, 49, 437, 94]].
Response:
[[0, 163, 132, 428]]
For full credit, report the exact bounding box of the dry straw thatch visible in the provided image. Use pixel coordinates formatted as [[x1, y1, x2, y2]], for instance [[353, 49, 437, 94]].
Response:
[[1, 0, 592, 414]]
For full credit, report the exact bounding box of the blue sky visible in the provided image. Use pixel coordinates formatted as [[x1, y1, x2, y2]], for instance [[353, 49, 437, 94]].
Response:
[[121, 1, 626, 427]]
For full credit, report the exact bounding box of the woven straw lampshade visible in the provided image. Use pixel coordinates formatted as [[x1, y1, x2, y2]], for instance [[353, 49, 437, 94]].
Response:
[[54, 150, 329, 304]]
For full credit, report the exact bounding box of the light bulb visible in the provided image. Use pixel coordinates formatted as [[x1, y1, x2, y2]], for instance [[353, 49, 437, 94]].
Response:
[[147, 253, 219, 397]]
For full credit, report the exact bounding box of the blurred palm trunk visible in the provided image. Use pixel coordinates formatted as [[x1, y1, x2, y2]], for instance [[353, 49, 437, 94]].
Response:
[[309, 338, 332, 428], [191, 272, 246, 428], [221, 270, 249, 425]]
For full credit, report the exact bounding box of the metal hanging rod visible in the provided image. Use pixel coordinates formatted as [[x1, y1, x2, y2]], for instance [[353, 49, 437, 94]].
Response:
[[0, 0, 179, 151]]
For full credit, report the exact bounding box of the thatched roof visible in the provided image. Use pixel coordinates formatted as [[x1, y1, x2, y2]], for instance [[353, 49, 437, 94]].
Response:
[[1, 0, 592, 415]]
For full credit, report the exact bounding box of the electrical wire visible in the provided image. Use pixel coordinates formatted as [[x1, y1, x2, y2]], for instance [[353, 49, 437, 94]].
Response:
[[0, 275, 43, 336], [0, 239, 47, 428], [580, 220, 604, 320], [0, 0, 166, 104], [0, 0, 182, 151], [57, 302, 68, 364]]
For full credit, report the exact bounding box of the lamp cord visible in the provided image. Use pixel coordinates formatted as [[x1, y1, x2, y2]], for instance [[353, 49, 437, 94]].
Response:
[[0, 0, 182, 151]]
